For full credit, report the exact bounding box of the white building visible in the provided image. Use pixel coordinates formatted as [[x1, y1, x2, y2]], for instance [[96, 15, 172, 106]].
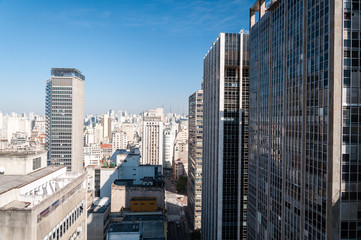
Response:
[[101, 114, 112, 142], [0, 151, 87, 240], [112, 130, 127, 152], [141, 108, 163, 165], [94, 124, 104, 144], [46, 68, 85, 171], [163, 128, 176, 169]]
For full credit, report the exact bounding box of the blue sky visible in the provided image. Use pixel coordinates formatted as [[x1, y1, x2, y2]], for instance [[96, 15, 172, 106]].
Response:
[[0, 0, 253, 115]]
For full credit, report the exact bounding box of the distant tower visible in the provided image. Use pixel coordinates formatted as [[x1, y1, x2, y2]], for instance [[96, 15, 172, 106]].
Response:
[[142, 108, 164, 165], [187, 89, 203, 230], [46, 68, 85, 171]]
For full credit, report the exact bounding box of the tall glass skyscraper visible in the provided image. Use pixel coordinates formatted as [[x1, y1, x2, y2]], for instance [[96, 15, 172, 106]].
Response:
[[248, 0, 359, 239], [46, 68, 85, 172], [202, 31, 249, 240]]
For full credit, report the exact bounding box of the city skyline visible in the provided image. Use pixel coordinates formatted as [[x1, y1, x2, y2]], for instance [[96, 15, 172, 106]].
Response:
[[0, 0, 253, 115]]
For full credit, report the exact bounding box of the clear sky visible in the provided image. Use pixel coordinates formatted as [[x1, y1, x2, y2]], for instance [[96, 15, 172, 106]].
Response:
[[0, 0, 253, 115]]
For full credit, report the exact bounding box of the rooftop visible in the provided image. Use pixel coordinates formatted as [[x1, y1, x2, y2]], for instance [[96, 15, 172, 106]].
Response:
[[0, 166, 64, 195], [122, 212, 165, 239], [0, 166, 84, 209], [0, 150, 46, 157], [88, 197, 110, 213], [51, 68, 85, 80], [108, 223, 140, 233]]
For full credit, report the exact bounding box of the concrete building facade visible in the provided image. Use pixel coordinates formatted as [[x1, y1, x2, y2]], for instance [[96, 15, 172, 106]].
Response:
[[46, 68, 84, 171], [163, 128, 176, 169], [87, 197, 110, 240], [202, 31, 249, 240], [247, 0, 353, 239], [112, 130, 127, 152], [142, 108, 164, 165], [187, 90, 203, 230], [0, 152, 87, 240]]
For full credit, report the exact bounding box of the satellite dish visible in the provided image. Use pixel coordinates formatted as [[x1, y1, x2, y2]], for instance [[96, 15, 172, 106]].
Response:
[[0, 167, 5, 174]]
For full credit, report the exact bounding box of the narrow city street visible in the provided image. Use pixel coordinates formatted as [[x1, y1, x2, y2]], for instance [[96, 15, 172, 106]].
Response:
[[164, 169, 190, 240]]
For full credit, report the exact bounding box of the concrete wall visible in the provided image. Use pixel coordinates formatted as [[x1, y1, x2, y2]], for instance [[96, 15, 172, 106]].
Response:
[[0, 172, 87, 240], [111, 184, 164, 213], [0, 209, 35, 240], [0, 151, 47, 175], [35, 172, 87, 240], [71, 77, 85, 172], [100, 168, 118, 198], [87, 205, 110, 240]]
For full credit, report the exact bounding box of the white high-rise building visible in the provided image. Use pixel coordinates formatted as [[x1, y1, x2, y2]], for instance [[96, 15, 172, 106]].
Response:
[[163, 128, 175, 169], [101, 113, 111, 142], [112, 130, 127, 152], [46, 68, 85, 172], [141, 108, 163, 165], [94, 124, 104, 144]]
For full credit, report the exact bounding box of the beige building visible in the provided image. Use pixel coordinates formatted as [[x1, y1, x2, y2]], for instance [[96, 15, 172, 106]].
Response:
[[100, 114, 112, 143], [111, 180, 164, 213], [141, 108, 163, 165], [46, 68, 84, 172], [0, 151, 87, 240], [121, 122, 135, 143]]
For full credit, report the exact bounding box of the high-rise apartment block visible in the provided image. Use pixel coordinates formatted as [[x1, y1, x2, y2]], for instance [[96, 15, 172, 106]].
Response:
[[248, 0, 358, 239], [46, 68, 85, 171], [202, 31, 249, 240], [141, 108, 164, 165], [187, 89, 203, 230]]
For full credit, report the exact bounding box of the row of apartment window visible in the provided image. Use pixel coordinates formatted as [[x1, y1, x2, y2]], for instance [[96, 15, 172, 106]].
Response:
[[52, 106, 72, 109], [52, 87, 72, 90], [51, 91, 72, 95], [52, 94, 72, 98], [42, 201, 84, 240], [52, 110, 72, 113]]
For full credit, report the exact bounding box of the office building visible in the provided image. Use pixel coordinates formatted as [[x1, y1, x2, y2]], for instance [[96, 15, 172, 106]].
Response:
[[46, 68, 85, 171], [0, 151, 87, 240], [187, 89, 203, 230], [202, 31, 249, 239], [142, 108, 164, 165], [247, 0, 357, 239]]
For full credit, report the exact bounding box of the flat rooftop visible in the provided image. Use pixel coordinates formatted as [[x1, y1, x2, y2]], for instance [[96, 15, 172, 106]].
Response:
[[108, 223, 140, 233], [0, 150, 46, 157], [51, 68, 85, 80], [0, 166, 64, 195], [0, 166, 84, 209], [122, 213, 165, 239]]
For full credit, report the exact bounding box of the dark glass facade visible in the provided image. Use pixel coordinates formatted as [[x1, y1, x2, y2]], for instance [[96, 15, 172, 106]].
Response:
[[202, 31, 249, 240], [249, 0, 359, 239]]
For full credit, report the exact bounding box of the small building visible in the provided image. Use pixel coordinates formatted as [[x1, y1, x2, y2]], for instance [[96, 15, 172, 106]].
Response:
[[87, 197, 111, 240], [111, 179, 164, 213]]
